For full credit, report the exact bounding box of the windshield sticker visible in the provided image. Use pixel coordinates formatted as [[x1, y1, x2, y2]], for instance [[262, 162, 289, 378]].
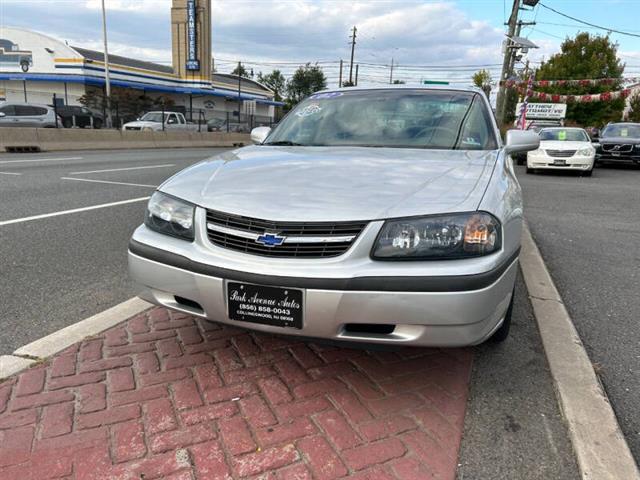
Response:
[[296, 104, 322, 117], [309, 92, 343, 100], [621, 128, 628, 137], [558, 130, 567, 140]]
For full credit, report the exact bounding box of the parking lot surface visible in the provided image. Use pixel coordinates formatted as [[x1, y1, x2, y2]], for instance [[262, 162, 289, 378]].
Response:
[[516, 164, 640, 460]]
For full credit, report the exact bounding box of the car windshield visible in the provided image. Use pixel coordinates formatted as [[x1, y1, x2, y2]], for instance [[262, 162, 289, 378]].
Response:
[[140, 112, 168, 122], [539, 129, 589, 142], [265, 89, 498, 150], [602, 124, 640, 138]]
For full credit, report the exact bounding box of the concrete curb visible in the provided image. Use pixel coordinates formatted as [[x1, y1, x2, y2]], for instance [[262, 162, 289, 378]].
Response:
[[0, 355, 36, 380], [520, 224, 640, 480], [0, 297, 152, 380]]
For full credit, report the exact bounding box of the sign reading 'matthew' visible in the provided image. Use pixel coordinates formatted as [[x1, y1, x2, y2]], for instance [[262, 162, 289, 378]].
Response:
[[186, 0, 200, 71]]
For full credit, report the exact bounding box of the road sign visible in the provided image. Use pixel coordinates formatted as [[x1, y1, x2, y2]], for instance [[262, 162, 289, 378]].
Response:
[[423, 80, 449, 85]]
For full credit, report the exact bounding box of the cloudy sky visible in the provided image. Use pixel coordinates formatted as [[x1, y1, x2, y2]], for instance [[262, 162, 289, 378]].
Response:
[[1, 0, 639, 88]]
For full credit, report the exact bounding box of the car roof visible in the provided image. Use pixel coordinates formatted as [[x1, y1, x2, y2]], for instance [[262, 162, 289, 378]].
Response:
[[540, 127, 586, 131], [0, 101, 52, 108], [316, 84, 484, 95]]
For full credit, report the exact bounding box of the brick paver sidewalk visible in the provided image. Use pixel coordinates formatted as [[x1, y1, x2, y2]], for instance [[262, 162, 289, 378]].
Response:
[[0, 307, 472, 480]]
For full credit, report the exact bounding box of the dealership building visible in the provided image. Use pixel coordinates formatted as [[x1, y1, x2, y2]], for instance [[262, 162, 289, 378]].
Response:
[[0, 0, 281, 123]]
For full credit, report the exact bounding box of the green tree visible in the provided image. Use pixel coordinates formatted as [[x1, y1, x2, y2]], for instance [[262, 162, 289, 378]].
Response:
[[231, 64, 252, 78], [472, 69, 492, 97], [257, 70, 286, 102], [534, 32, 625, 126], [341, 80, 355, 87], [286, 63, 327, 108], [79, 87, 174, 124], [392, 79, 406, 85], [627, 92, 640, 122]]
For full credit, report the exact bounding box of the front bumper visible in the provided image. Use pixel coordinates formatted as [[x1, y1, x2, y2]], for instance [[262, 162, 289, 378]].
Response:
[[527, 152, 594, 171], [128, 227, 519, 347]]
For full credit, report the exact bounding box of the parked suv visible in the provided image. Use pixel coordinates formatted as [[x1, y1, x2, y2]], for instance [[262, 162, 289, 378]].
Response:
[[56, 105, 103, 129], [128, 86, 540, 347], [0, 102, 60, 128], [594, 123, 640, 166]]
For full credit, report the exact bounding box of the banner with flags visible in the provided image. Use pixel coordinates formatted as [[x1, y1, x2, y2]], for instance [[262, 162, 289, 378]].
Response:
[[517, 88, 633, 104], [501, 77, 639, 88]]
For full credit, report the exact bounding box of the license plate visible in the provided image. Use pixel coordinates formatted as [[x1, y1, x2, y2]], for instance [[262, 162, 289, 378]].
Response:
[[227, 282, 303, 329], [553, 159, 566, 166]]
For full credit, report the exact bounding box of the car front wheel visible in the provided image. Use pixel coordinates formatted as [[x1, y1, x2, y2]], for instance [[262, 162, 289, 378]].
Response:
[[489, 287, 514, 343]]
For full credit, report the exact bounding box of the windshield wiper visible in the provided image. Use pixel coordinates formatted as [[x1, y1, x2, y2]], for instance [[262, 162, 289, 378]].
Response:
[[263, 140, 307, 146]]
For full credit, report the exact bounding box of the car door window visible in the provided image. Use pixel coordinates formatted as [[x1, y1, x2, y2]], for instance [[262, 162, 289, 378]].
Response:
[[15, 105, 36, 116], [167, 114, 178, 124], [0, 105, 16, 116]]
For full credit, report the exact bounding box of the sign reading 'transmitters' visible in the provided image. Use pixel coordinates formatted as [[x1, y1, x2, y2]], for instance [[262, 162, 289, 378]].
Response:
[[516, 102, 567, 120], [185, 0, 200, 71]]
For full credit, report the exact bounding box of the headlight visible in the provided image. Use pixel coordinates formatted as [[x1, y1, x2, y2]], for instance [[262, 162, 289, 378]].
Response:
[[372, 212, 501, 260], [144, 191, 195, 241], [577, 147, 594, 156]]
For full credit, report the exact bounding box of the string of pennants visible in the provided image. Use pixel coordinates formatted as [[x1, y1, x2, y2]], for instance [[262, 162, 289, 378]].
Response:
[[500, 77, 637, 103], [500, 77, 639, 88]]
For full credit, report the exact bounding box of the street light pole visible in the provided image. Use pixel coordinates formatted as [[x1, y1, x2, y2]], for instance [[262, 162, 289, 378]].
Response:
[[101, 0, 113, 129], [496, 0, 520, 126]]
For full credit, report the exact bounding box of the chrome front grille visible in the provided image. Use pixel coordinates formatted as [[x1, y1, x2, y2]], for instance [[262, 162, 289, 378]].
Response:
[[205, 209, 367, 258], [546, 149, 576, 158], [602, 143, 633, 153]]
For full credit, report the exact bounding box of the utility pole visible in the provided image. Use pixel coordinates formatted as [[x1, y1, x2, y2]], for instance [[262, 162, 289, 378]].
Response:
[[389, 58, 394, 84], [348, 26, 357, 84], [237, 61, 242, 121], [496, 0, 520, 126], [101, 0, 113, 129], [355, 64, 359, 86], [339, 59, 343, 88]]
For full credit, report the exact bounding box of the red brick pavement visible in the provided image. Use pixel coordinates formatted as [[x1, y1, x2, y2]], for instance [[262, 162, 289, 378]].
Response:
[[0, 307, 472, 480]]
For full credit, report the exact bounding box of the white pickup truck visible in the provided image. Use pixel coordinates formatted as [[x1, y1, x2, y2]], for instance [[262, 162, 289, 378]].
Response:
[[122, 111, 199, 132]]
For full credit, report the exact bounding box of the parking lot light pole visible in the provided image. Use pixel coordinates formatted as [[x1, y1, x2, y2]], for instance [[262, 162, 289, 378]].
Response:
[[101, 0, 113, 129]]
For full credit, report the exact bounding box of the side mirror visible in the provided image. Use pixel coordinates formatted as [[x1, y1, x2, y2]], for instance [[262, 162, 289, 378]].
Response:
[[250, 126, 271, 144], [504, 129, 540, 155], [0, 112, 5, 118]]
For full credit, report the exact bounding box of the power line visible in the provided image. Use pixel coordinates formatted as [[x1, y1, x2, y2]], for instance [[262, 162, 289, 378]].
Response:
[[538, 2, 640, 39]]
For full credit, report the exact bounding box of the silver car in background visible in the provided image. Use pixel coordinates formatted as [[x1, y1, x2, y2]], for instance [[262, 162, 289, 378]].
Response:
[[128, 86, 539, 347], [0, 102, 60, 128]]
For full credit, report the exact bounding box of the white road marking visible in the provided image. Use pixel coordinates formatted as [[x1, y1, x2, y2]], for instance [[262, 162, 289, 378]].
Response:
[[69, 164, 176, 175], [0, 172, 22, 176], [0, 156, 83, 164], [61, 177, 157, 188], [0, 196, 150, 227]]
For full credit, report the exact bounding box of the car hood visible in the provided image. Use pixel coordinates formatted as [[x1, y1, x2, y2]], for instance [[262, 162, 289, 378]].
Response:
[[124, 121, 158, 128], [599, 137, 640, 144], [161, 146, 499, 222], [540, 140, 591, 150]]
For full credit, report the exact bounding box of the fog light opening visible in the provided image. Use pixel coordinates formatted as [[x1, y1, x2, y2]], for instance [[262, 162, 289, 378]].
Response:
[[343, 323, 396, 335], [174, 296, 203, 313]]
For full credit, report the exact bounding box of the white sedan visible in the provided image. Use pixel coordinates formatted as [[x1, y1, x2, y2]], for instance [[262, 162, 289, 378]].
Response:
[[526, 127, 595, 176]]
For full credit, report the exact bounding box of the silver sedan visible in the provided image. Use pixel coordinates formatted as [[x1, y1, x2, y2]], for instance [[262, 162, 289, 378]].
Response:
[[128, 86, 539, 347]]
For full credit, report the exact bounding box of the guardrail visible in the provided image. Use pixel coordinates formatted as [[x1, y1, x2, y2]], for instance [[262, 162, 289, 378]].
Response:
[[0, 128, 250, 153]]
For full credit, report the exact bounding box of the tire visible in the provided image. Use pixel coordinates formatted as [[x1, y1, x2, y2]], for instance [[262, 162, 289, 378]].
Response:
[[21, 61, 29, 73], [582, 168, 593, 177], [526, 167, 534, 174], [62, 119, 73, 129], [93, 119, 103, 129], [489, 287, 514, 343]]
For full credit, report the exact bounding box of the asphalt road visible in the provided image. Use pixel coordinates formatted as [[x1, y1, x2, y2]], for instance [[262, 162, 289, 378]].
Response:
[[516, 163, 640, 461], [0, 147, 227, 355]]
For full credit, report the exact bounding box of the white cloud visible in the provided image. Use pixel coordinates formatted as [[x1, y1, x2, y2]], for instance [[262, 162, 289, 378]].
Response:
[[84, 0, 171, 12]]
